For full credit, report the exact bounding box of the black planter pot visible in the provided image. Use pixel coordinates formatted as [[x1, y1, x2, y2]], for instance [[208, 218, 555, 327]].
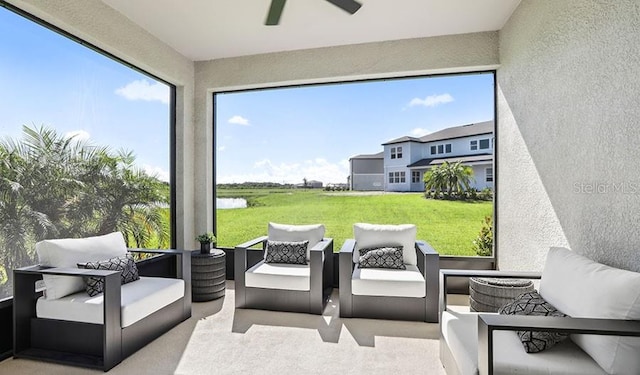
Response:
[[200, 242, 211, 254]]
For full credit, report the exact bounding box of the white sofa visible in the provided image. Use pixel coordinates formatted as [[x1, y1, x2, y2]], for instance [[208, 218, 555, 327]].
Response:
[[440, 247, 640, 375], [13, 232, 191, 371]]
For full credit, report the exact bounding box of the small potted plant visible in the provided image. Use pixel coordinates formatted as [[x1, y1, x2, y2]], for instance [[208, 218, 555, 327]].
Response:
[[196, 232, 216, 254]]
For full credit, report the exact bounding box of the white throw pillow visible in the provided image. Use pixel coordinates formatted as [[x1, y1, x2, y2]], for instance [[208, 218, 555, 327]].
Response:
[[539, 247, 640, 374], [36, 232, 128, 299], [267, 222, 325, 260], [353, 223, 417, 266]]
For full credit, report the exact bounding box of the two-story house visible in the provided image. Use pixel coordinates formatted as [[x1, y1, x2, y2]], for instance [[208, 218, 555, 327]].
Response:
[[350, 121, 493, 192]]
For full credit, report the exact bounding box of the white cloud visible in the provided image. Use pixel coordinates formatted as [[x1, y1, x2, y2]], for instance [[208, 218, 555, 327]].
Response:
[[217, 158, 349, 185], [228, 115, 250, 126], [410, 128, 431, 137], [217, 145, 226, 152], [143, 164, 170, 182], [408, 93, 454, 108], [115, 79, 169, 104], [65, 130, 91, 142]]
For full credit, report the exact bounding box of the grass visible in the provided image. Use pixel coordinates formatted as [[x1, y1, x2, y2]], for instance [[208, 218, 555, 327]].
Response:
[[216, 189, 492, 256]]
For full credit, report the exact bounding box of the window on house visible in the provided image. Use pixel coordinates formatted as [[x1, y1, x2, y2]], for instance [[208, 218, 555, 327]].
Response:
[[480, 139, 490, 150], [390, 147, 396, 159], [388, 172, 394, 183], [412, 171, 421, 183], [438, 145, 444, 154], [486, 167, 494, 182], [470, 140, 478, 150], [430, 145, 436, 155], [396, 146, 403, 159], [0, 6, 174, 301], [445, 144, 452, 153], [400, 171, 406, 183]]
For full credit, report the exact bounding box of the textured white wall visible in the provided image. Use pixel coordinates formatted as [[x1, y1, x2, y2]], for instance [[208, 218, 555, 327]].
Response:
[[195, 32, 500, 232], [497, 0, 640, 271], [6, 0, 197, 248]]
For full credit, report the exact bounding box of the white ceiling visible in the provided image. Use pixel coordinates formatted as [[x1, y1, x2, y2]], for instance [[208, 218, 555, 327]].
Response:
[[101, 0, 521, 61]]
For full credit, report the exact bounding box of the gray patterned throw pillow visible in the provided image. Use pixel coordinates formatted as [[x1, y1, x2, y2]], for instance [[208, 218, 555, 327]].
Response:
[[265, 240, 308, 265], [77, 253, 140, 297], [498, 291, 568, 353], [358, 246, 405, 269]]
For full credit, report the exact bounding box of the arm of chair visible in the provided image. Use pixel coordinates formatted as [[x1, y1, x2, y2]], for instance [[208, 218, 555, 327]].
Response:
[[234, 236, 268, 309], [309, 238, 333, 314], [339, 239, 356, 317], [477, 314, 640, 375], [13, 266, 123, 368], [416, 240, 439, 322], [439, 269, 542, 316]]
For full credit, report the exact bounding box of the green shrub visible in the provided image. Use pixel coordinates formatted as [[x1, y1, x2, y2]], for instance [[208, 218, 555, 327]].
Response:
[[472, 215, 493, 256]]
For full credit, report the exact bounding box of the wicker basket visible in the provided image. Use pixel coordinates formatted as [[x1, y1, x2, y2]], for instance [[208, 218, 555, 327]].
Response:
[[469, 277, 534, 312]]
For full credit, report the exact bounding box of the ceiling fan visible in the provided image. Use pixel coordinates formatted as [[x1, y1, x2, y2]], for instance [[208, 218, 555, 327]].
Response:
[[265, 0, 362, 26]]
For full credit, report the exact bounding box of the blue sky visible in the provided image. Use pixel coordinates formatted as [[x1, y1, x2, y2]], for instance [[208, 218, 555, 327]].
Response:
[[215, 73, 494, 184], [0, 7, 170, 181], [1, 7, 494, 186]]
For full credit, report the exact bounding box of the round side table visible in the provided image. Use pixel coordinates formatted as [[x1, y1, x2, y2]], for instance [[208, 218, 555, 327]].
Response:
[[191, 249, 226, 302]]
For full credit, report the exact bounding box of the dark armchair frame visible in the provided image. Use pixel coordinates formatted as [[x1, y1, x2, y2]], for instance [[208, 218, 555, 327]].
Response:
[[440, 269, 640, 375], [235, 236, 334, 315], [13, 249, 191, 372], [340, 239, 440, 322]]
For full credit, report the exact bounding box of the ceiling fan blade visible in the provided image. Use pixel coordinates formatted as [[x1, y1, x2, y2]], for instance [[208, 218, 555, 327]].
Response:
[[325, 0, 362, 14], [265, 0, 287, 25]]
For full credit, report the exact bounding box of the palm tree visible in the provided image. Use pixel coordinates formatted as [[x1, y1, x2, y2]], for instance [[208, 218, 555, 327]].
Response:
[[0, 125, 171, 298], [423, 161, 474, 199]]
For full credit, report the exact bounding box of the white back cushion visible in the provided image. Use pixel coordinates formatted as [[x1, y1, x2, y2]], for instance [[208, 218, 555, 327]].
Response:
[[353, 223, 417, 266], [36, 232, 128, 299], [267, 222, 325, 260], [539, 247, 640, 374]]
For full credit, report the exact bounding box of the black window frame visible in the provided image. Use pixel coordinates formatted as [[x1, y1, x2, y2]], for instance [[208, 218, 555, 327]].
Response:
[[445, 143, 452, 153], [480, 139, 490, 150], [430, 145, 436, 154]]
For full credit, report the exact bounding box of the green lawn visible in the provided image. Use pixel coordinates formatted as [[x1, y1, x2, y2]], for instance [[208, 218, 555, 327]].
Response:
[[216, 189, 492, 256]]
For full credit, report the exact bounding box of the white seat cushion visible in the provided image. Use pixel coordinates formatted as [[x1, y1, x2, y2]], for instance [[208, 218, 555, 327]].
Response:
[[267, 222, 325, 260], [353, 223, 417, 266], [540, 247, 640, 374], [351, 264, 425, 298], [36, 276, 184, 328], [440, 310, 606, 375], [245, 261, 310, 291], [36, 232, 128, 299]]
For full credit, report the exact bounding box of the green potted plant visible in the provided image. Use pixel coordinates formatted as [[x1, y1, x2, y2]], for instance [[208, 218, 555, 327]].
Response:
[[196, 232, 216, 254]]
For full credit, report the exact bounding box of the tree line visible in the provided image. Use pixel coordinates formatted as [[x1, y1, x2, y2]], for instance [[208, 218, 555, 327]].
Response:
[[0, 125, 169, 299]]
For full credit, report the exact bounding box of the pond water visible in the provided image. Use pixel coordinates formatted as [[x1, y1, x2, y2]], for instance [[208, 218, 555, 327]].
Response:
[[216, 197, 247, 209]]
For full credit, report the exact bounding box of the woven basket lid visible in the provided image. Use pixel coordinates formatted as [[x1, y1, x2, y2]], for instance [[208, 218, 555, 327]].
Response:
[[470, 277, 533, 288]]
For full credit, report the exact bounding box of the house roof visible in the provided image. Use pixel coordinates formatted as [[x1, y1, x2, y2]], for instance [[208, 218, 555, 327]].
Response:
[[407, 153, 493, 168], [383, 121, 494, 146], [350, 151, 384, 160]]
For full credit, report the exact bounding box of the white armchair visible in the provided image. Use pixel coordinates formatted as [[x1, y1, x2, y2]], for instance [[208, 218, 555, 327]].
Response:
[[13, 232, 191, 371], [339, 223, 439, 322], [439, 247, 640, 375], [234, 222, 334, 314]]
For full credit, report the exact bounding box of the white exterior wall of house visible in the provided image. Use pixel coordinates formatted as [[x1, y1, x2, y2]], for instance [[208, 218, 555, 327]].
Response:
[[383, 141, 413, 192], [384, 133, 494, 193]]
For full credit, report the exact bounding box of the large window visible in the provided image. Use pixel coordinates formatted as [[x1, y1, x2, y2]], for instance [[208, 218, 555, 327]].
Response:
[[0, 6, 174, 300], [214, 72, 495, 257]]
